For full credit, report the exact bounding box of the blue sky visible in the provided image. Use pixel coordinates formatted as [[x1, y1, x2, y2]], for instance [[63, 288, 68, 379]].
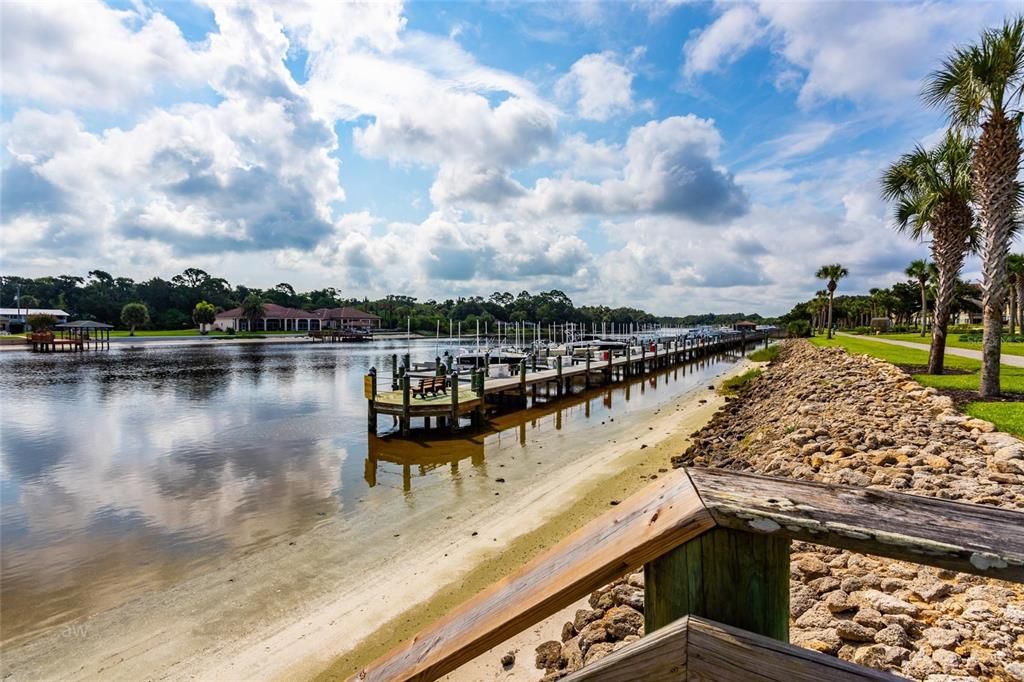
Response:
[[1, 0, 1019, 315]]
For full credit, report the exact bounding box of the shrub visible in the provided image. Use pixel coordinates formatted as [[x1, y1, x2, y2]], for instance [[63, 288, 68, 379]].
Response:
[[27, 314, 57, 331], [786, 320, 811, 338], [850, 326, 872, 335], [958, 333, 1024, 343]]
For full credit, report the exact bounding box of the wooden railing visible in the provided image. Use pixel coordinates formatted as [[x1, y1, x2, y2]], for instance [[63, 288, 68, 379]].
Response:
[[352, 467, 1024, 681]]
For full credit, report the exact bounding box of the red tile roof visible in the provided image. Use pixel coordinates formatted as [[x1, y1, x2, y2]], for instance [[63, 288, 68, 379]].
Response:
[[216, 304, 378, 320]]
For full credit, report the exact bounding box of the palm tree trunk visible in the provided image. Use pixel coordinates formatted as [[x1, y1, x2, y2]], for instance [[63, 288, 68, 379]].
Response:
[[928, 203, 972, 375], [826, 292, 834, 339], [975, 113, 1020, 397], [1018, 281, 1024, 332], [1011, 285, 1017, 337], [919, 282, 927, 337]]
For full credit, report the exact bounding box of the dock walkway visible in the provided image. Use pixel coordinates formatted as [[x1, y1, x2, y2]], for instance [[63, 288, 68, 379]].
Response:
[[368, 332, 770, 435]]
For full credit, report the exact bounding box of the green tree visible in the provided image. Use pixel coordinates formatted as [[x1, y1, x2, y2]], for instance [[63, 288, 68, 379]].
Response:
[[925, 16, 1024, 395], [193, 300, 217, 333], [905, 259, 932, 336], [882, 131, 976, 373], [18, 294, 39, 309], [815, 265, 848, 339], [120, 302, 150, 336], [241, 294, 265, 332]]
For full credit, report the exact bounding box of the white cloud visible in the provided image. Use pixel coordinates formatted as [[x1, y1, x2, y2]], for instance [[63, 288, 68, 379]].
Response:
[[1, 0, 206, 108], [523, 115, 748, 223], [557, 50, 646, 121], [682, 5, 764, 79]]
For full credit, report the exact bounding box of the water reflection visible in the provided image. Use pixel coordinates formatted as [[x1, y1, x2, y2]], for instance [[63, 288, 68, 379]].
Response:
[[0, 340, 746, 644]]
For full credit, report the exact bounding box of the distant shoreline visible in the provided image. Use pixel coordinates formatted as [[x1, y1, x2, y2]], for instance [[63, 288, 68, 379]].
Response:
[[0, 330, 428, 352]]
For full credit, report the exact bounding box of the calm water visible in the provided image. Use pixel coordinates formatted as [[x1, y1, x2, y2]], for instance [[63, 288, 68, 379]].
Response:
[[0, 339, 743, 643]]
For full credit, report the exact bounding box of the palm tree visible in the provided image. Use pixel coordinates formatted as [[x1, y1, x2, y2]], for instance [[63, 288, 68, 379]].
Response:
[[924, 16, 1024, 396], [241, 294, 266, 332], [815, 265, 847, 338], [1009, 252, 1024, 335], [882, 132, 976, 373], [905, 259, 932, 336]]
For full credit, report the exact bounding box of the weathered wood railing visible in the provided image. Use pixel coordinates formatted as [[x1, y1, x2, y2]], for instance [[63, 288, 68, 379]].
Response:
[[351, 467, 1024, 681]]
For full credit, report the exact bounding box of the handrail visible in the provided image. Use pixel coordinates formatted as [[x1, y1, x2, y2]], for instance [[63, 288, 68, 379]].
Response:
[[689, 467, 1024, 582], [351, 467, 1024, 681], [562, 615, 897, 681], [354, 468, 712, 681]]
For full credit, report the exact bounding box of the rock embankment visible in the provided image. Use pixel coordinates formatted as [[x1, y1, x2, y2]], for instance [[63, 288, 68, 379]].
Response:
[[671, 340, 1024, 680]]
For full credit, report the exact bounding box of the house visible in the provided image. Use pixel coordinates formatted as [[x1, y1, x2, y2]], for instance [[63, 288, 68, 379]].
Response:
[[733, 320, 758, 332], [213, 304, 380, 332], [316, 307, 380, 330], [0, 308, 70, 332]]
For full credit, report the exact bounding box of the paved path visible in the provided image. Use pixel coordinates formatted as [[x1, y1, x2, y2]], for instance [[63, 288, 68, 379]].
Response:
[[838, 333, 1024, 368]]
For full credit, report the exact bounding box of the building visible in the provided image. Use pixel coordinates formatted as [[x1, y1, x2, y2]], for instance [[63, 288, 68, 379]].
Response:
[[733, 320, 758, 332], [316, 307, 380, 330], [213, 304, 380, 332], [0, 308, 70, 332]]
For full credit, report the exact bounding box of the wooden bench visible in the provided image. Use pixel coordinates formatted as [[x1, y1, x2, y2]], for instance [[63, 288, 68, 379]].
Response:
[[413, 376, 447, 398]]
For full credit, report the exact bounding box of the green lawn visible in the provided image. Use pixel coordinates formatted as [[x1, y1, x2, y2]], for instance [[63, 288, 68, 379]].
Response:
[[810, 335, 1023, 437], [873, 331, 1024, 357]]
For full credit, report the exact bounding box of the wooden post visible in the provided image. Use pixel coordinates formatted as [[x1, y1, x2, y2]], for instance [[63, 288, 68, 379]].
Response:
[[392, 353, 399, 389], [641, 345, 646, 374], [450, 372, 459, 432], [625, 345, 631, 377], [556, 355, 563, 397], [436, 356, 443, 376], [366, 368, 377, 433], [519, 358, 527, 406], [585, 353, 591, 388], [644, 527, 789, 642], [401, 375, 411, 436]]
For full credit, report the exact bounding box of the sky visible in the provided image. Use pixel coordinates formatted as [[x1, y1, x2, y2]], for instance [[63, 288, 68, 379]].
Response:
[[1, 0, 1020, 316]]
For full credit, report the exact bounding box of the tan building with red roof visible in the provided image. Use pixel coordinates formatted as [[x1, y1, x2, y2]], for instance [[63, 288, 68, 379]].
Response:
[[213, 304, 379, 332]]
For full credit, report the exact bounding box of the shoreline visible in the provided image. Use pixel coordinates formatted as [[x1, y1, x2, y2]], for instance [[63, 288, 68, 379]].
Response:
[[0, 330, 428, 352], [0, 357, 754, 682]]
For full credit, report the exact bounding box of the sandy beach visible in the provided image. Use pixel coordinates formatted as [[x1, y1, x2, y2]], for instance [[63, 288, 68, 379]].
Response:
[[1, 357, 753, 682]]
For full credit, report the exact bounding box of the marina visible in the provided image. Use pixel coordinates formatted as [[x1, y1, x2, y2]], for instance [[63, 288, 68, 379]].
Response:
[[367, 329, 772, 435]]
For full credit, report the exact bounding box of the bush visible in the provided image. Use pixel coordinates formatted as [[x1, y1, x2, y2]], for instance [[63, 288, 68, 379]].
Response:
[[786, 320, 811, 338], [850, 326, 872, 335], [27, 314, 57, 331], [226, 327, 236, 335], [958, 333, 1024, 343]]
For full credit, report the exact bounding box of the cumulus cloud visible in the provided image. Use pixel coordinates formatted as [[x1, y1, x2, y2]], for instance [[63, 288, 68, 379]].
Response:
[[525, 115, 748, 223], [1, 0, 206, 108], [557, 50, 647, 121]]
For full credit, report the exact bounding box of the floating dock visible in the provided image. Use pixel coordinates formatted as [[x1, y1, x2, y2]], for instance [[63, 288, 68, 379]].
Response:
[[365, 330, 771, 436]]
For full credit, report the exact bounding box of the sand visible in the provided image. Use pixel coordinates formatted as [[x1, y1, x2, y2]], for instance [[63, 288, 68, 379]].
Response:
[[1, 359, 752, 682]]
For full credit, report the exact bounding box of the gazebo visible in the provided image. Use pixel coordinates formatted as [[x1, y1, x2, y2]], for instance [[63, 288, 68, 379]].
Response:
[[53, 320, 113, 351]]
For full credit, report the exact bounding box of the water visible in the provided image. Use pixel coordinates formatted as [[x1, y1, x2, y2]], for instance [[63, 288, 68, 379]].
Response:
[[0, 338, 744, 646]]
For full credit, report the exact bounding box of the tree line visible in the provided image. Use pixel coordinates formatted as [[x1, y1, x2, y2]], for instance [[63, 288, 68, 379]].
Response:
[[2, 268, 771, 334]]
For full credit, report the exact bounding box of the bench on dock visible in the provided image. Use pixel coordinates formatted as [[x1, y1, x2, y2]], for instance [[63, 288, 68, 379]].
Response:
[[353, 467, 1024, 681], [413, 376, 447, 398]]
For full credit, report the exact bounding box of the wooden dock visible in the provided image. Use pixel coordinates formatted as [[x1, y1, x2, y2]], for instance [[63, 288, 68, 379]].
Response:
[[366, 331, 769, 436]]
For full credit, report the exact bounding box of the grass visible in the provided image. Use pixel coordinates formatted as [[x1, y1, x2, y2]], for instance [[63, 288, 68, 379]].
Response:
[[748, 345, 781, 363], [874, 331, 1024, 357], [719, 369, 762, 395], [809, 335, 1023, 437], [964, 402, 1024, 436]]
